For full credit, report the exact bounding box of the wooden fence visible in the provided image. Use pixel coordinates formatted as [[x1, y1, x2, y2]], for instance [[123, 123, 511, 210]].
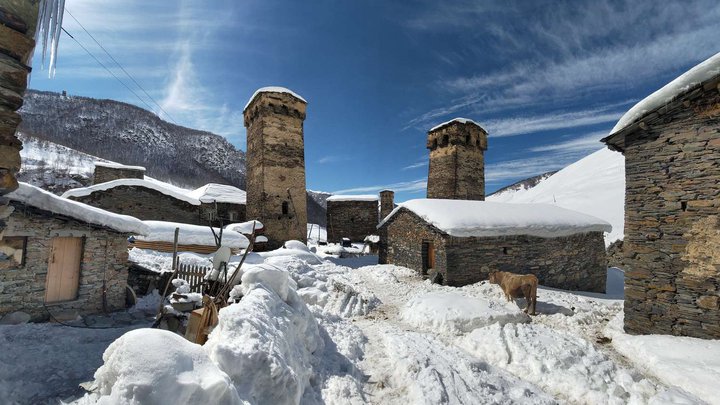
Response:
[[176, 261, 212, 293]]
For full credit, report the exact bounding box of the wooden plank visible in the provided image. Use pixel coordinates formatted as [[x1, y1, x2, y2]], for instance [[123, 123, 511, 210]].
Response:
[[45, 237, 82, 303]]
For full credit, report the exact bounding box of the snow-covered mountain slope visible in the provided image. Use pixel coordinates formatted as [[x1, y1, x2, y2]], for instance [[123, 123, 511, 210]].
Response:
[[19, 90, 246, 189], [487, 148, 625, 245], [487, 171, 556, 202]]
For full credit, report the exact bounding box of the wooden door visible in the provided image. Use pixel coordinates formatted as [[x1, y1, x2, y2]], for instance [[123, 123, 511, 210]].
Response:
[[45, 237, 83, 303], [422, 240, 435, 274]]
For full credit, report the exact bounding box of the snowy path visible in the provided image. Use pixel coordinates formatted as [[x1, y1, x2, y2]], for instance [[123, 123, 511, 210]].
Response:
[[310, 260, 705, 404]]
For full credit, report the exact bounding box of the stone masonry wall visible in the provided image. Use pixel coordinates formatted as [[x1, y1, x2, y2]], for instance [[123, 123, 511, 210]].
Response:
[[383, 209, 448, 280], [426, 121, 488, 200], [0, 204, 129, 320], [244, 91, 308, 248], [93, 165, 145, 184], [445, 232, 607, 291], [326, 200, 378, 242], [383, 209, 607, 291], [0, 2, 39, 232], [378, 190, 394, 264], [620, 85, 720, 339], [67, 186, 202, 225]]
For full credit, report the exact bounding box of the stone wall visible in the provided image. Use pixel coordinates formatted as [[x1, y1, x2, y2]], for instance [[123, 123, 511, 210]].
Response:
[[445, 232, 607, 291], [67, 186, 203, 225], [382, 208, 607, 291], [617, 84, 720, 339], [244, 90, 308, 248], [0, 203, 130, 320], [93, 164, 145, 184], [378, 190, 394, 264], [0, 2, 39, 232], [326, 199, 378, 242], [426, 121, 488, 200], [199, 202, 247, 226]]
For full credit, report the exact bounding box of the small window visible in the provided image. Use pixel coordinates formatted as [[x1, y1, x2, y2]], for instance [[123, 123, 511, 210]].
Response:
[[442, 135, 449, 146], [0, 236, 27, 268], [465, 135, 470, 144], [228, 211, 237, 221], [681, 201, 688, 211], [282, 201, 289, 215], [502, 247, 510, 255]]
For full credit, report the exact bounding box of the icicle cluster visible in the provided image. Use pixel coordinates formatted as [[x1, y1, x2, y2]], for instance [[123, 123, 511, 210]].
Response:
[[34, 0, 66, 77]]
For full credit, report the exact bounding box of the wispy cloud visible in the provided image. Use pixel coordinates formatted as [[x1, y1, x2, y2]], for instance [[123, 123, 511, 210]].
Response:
[[529, 131, 607, 153], [333, 178, 427, 195], [401, 161, 428, 171], [317, 155, 347, 164]]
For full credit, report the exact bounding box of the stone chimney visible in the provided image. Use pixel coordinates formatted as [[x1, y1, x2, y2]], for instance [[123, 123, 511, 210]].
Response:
[[379, 189, 395, 221], [93, 162, 145, 185]]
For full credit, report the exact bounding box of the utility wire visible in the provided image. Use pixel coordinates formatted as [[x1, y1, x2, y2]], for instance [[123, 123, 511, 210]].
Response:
[[65, 9, 179, 124], [61, 26, 157, 113]]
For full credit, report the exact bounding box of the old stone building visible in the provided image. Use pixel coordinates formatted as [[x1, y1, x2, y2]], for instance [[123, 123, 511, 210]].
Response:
[[0, 1, 42, 233], [378, 190, 394, 263], [602, 53, 720, 339], [0, 183, 147, 320], [379, 199, 610, 291], [64, 163, 246, 226], [426, 118, 488, 200], [326, 195, 379, 242], [244, 87, 308, 249]]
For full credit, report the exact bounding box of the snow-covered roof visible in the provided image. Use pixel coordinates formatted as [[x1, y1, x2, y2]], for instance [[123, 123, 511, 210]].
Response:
[[225, 220, 264, 235], [430, 118, 483, 132], [243, 86, 307, 111], [189, 183, 247, 204], [610, 51, 720, 135], [136, 221, 249, 249], [94, 161, 146, 171], [7, 183, 148, 235], [326, 194, 379, 202], [379, 198, 612, 238], [62, 178, 201, 206]]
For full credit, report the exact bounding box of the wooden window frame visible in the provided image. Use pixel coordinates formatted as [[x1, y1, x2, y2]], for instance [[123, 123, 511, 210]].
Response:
[[0, 236, 28, 268]]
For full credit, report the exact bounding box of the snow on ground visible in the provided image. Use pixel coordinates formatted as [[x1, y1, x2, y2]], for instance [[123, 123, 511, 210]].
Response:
[[7, 246, 715, 404], [607, 313, 720, 404], [488, 148, 625, 245]]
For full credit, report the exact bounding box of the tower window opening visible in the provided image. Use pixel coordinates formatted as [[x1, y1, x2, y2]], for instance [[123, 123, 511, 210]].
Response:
[[282, 201, 289, 215], [442, 135, 449, 146]]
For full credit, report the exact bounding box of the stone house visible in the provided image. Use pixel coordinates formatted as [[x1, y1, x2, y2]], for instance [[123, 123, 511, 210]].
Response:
[[601, 52, 720, 339], [63, 163, 246, 226], [326, 194, 379, 242], [378, 199, 611, 291], [0, 183, 148, 321]]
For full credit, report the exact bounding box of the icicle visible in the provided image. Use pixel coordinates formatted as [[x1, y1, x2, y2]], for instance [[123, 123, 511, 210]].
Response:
[[33, 0, 66, 78]]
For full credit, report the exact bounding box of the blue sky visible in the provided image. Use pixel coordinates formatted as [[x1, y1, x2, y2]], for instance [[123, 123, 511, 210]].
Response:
[[29, 0, 720, 202]]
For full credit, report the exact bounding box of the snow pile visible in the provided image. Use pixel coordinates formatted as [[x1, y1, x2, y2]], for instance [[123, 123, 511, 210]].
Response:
[[190, 183, 247, 204], [244, 86, 307, 110], [7, 182, 148, 235], [284, 240, 311, 252], [611, 51, 720, 134], [326, 194, 379, 202], [400, 291, 528, 334], [62, 178, 201, 205], [205, 286, 323, 404], [488, 148, 625, 245], [461, 323, 687, 404], [136, 221, 249, 248], [608, 314, 720, 404], [382, 198, 612, 238], [128, 248, 211, 273], [429, 117, 483, 132], [224, 220, 263, 235], [240, 264, 291, 301], [81, 329, 239, 404]]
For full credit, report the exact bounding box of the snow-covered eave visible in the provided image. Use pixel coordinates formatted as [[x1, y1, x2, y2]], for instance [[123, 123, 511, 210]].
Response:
[[378, 204, 612, 239], [604, 52, 720, 147], [94, 161, 146, 171], [429, 117, 485, 133], [327, 194, 379, 202], [8, 183, 148, 235], [243, 86, 307, 112], [62, 179, 201, 206]]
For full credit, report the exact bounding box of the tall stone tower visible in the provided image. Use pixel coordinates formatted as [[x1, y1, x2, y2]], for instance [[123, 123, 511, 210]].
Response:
[[243, 87, 308, 248], [426, 118, 488, 200], [379, 190, 395, 221]]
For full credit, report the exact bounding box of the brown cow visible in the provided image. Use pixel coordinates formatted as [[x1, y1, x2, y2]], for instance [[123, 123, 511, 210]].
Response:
[[488, 271, 538, 315]]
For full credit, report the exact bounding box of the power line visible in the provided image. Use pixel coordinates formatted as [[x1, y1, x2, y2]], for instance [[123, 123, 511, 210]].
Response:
[[61, 26, 157, 114], [64, 9, 178, 124]]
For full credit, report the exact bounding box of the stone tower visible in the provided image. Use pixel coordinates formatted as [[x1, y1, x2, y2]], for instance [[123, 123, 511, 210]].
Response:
[[243, 87, 308, 248], [426, 118, 488, 200], [379, 190, 395, 221]]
